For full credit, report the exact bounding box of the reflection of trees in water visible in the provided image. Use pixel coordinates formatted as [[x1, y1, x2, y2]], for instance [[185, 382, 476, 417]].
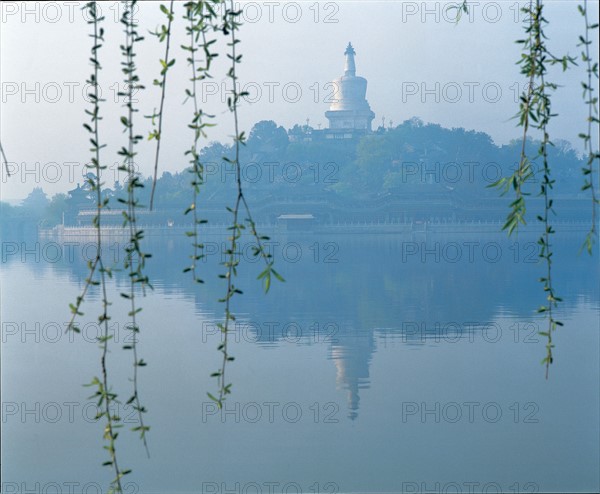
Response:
[[17, 233, 599, 419]]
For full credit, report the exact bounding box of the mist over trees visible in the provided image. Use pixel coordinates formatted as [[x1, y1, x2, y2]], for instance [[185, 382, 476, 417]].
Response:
[[0, 117, 588, 234]]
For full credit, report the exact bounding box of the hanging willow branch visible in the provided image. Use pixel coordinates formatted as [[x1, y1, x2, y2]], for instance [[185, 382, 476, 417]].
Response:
[[182, 0, 220, 284], [68, 3, 128, 492], [489, 0, 576, 377], [0, 142, 11, 177], [208, 0, 284, 408], [447, 0, 469, 23], [489, 3, 537, 233], [147, 0, 175, 210], [208, 0, 244, 408], [534, 68, 562, 380], [117, 0, 151, 457], [460, 0, 577, 376], [578, 0, 600, 254]]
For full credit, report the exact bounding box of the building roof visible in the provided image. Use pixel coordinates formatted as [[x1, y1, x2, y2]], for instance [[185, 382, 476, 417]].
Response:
[[277, 214, 315, 220]]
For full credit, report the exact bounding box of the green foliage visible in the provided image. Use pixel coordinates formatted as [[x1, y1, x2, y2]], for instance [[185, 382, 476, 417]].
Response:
[[117, 0, 151, 460], [458, 0, 597, 376], [67, 2, 128, 492], [45, 193, 68, 225], [577, 0, 600, 254], [209, 0, 285, 409], [147, 0, 175, 210], [247, 120, 290, 153], [489, 0, 575, 377], [1, 1, 589, 491], [511, 1, 573, 378], [182, 0, 221, 285]]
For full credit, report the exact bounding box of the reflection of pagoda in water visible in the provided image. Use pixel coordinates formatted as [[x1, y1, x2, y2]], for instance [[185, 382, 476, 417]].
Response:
[[330, 331, 375, 420], [32, 236, 599, 422]]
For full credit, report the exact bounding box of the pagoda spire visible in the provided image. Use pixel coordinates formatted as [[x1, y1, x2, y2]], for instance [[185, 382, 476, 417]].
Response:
[[344, 42, 356, 76]]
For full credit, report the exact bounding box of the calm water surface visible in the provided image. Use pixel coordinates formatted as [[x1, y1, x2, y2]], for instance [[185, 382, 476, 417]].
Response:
[[2, 232, 599, 493]]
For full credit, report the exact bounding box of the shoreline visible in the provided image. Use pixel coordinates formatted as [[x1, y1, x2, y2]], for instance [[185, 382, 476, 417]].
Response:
[[37, 220, 594, 241]]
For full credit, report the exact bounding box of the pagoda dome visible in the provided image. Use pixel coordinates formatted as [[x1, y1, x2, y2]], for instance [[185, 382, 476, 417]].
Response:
[[325, 43, 375, 132]]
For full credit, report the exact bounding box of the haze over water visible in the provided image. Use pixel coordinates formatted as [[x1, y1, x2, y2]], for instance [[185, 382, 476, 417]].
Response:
[[2, 232, 598, 492], [2, 1, 599, 492]]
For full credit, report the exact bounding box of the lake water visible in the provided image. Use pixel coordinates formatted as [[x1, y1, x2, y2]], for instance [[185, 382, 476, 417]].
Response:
[[2, 230, 599, 493]]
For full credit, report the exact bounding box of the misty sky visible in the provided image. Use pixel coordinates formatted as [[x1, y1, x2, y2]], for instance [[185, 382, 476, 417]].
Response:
[[1, 0, 598, 201]]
